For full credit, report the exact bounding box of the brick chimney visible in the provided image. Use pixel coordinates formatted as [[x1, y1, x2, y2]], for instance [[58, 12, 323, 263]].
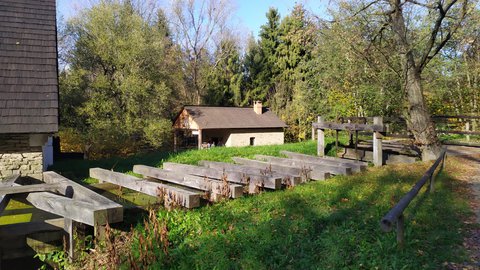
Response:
[[254, 101, 263, 115]]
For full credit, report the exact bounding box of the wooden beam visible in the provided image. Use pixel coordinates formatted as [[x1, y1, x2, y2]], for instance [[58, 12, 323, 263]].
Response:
[[373, 116, 383, 167], [133, 165, 243, 199], [0, 174, 20, 214], [198, 161, 302, 187], [254, 155, 352, 175], [162, 162, 282, 190], [89, 168, 201, 209], [0, 183, 64, 196], [313, 122, 384, 132], [280, 151, 367, 172], [43, 172, 123, 224], [26, 192, 110, 227], [317, 116, 325, 156], [231, 157, 330, 181]]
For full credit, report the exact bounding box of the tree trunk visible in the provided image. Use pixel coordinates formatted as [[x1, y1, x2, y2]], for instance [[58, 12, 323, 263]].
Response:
[[404, 59, 441, 161], [390, 1, 442, 161]]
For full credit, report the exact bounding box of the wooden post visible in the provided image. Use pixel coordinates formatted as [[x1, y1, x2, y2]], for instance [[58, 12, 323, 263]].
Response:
[[198, 129, 203, 149], [429, 173, 435, 193], [397, 214, 405, 248], [335, 130, 339, 153], [355, 130, 359, 161], [312, 125, 315, 141], [173, 130, 178, 152], [317, 116, 325, 157], [373, 117, 383, 167], [64, 218, 77, 260], [466, 121, 470, 142]]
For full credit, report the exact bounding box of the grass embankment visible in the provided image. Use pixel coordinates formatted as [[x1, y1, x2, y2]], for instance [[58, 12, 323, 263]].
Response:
[[50, 140, 472, 269]]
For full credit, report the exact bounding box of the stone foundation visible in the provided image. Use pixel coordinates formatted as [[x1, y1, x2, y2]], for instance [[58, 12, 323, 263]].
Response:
[[0, 134, 44, 180]]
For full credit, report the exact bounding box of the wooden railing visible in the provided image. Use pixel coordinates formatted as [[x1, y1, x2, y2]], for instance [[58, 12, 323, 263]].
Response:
[[379, 148, 447, 247]]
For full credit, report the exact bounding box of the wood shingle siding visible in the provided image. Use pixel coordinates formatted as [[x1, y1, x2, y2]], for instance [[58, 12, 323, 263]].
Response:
[[0, 0, 58, 134]]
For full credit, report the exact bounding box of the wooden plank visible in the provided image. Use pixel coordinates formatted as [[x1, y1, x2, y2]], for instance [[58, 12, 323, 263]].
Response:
[[254, 155, 352, 175], [133, 165, 243, 199], [43, 171, 123, 224], [198, 161, 302, 187], [280, 151, 367, 172], [163, 162, 282, 190], [231, 157, 330, 181], [0, 174, 20, 214], [0, 183, 63, 196], [313, 122, 384, 132], [90, 168, 201, 208], [26, 192, 109, 227]]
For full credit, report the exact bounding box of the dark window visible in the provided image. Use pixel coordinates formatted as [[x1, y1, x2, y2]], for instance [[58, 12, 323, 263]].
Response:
[[250, 137, 255, 146]]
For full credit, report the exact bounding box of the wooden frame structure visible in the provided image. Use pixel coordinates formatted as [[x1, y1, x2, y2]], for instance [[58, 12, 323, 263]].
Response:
[[0, 173, 123, 261], [313, 116, 385, 167]]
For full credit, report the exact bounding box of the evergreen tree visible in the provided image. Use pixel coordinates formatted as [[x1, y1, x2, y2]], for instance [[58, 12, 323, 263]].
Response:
[[243, 8, 281, 105]]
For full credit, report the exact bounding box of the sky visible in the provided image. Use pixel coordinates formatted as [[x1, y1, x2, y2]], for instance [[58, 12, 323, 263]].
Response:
[[56, 0, 328, 38]]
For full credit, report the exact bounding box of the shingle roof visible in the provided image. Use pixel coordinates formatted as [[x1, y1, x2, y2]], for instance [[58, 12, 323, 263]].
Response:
[[182, 106, 287, 129], [0, 0, 58, 134]]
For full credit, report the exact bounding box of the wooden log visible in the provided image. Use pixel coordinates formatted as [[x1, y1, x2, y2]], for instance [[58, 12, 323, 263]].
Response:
[[26, 192, 109, 227], [89, 168, 201, 209], [313, 122, 385, 132], [254, 155, 352, 175], [133, 165, 243, 199], [280, 151, 367, 172], [0, 183, 64, 196], [162, 162, 282, 190], [0, 174, 20, 214], [198, 161, 302, 187], [43, 172, 123, 224], [231, 157, 330, 181]]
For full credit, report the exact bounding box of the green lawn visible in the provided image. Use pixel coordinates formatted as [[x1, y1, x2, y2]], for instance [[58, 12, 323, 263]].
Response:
[[50, 140, 473, 269]]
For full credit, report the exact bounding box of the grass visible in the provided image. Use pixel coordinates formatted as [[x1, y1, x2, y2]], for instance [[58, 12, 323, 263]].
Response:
[[117, 161, 471, 270], [53, 139, 474, 270]]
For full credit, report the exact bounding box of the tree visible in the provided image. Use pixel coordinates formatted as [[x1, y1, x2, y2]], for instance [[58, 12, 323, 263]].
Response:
[[60, 0, 181, 157], [169, 0, 234, 105], [331, 0, 475, 160], [243, 8, 281, 105], [205, 37, 243, 106]]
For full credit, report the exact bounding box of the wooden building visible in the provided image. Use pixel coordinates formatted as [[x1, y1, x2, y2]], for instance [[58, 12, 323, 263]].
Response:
[[173, 101, 287, 150], [0, 0, 58, 180]]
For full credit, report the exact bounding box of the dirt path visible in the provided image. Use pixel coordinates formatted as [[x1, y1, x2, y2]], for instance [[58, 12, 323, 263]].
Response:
[[445, 146, 480, 269]]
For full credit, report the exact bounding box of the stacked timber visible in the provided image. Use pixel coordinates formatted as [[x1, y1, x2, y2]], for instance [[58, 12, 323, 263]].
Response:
[[280, 151, 367, 173], [198, 160, 302, 187], [162, 162, 282, 193], [87, 152, 366, 211], [231, 157, 331, 181]]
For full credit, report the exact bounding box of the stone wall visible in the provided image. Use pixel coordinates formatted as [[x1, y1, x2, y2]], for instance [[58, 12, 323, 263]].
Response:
[[0, 134, 44, 180]]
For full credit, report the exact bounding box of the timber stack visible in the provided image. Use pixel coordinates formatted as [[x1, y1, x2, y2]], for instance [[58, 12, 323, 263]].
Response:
[[90, 151, 367, 209]]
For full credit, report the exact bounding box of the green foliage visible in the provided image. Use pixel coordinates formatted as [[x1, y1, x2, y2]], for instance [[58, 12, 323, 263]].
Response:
[[205, 38, 244, 106], [60, 0, 180, 157], [35, 250, 68, 270]]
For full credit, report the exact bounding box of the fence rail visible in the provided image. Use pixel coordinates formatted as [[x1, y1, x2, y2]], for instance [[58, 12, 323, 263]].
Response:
[[380, 148, 447, 247]]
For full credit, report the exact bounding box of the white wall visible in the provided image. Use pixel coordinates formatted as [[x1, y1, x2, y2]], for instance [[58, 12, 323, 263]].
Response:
[[225, 129, 284, 147]]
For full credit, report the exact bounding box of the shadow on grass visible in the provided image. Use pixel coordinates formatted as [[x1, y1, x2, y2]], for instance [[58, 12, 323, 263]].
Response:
[[49, 151, 172, 182]]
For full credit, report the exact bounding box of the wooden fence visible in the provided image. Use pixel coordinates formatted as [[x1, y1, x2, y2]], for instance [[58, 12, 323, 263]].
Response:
[[379, 148, 447, 247]]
